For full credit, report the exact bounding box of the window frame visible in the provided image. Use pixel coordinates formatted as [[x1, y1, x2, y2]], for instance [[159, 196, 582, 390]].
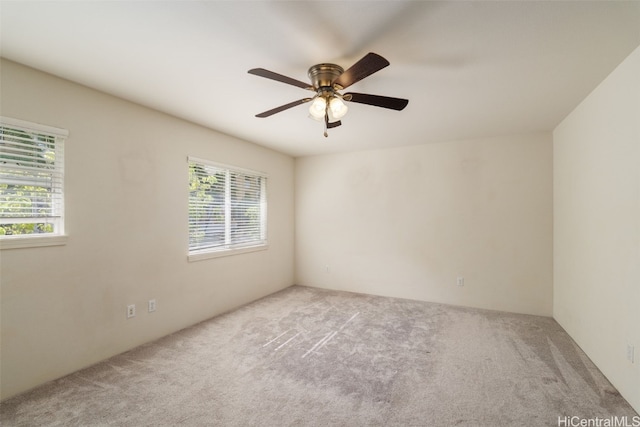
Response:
[[0, 116, 68, 250], [187, 156, 268, 262]]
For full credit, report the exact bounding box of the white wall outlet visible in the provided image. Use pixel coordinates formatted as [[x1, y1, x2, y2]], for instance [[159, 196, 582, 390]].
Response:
[[127, 304, 136, 319], [627, 344, 635, 363], [457, 277, 465, 287], [148, 299, 157, 313]]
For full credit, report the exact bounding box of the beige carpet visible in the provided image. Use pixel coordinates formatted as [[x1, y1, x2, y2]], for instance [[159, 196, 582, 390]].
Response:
[[1, 285, 637, 426]]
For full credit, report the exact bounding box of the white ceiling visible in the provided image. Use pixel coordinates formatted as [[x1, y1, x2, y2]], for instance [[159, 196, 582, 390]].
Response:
[[1, 1, 639, 157]]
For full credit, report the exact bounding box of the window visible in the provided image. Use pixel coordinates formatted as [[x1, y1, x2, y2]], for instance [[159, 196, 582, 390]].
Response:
[[188, 157, 267, 260], [0, 117, 67, 248]]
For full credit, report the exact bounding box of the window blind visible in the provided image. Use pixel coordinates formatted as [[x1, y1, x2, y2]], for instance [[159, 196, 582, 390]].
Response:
[[188, 157, 267, 253], [0, 117, 67, 237]]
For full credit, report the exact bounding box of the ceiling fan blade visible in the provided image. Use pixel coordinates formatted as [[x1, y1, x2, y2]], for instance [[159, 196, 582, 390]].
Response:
[[327, 120, 342, 129], [248, 68, 312, 90], [332, 52, 390, 89], [255, 98, 312, 118], [344, 92, 409, 111]]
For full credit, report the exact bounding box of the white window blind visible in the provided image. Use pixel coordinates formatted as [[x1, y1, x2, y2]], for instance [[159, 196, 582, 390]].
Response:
[[0, 117, 67, 237], [188, 157, 267, 255]]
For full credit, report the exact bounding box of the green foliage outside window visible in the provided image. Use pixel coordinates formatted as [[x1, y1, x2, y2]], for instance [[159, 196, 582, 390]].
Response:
[[188, 163, 225, 248], [188, 160, 265, 252], [0, 125, 59, 236]]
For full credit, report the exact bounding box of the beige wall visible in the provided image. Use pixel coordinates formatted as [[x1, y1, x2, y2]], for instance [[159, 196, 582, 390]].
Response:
[[295, 133, 553, 316], [553, 46, 640, 413], [0, 60, 296, 400]]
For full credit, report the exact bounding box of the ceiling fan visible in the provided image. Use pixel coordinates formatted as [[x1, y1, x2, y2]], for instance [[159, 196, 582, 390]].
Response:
[[248, 52, 409, 137]]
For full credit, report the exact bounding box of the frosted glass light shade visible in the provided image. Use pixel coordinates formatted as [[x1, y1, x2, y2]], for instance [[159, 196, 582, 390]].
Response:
[[329, 97, 348, 119], [309, 97, 327, 120]]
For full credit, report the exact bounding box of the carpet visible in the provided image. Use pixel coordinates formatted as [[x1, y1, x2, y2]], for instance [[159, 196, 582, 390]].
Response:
[[1, 285, 637, 426]]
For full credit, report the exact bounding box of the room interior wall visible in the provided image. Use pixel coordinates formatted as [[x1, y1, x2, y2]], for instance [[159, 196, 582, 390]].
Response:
[[553, 45, 640, 413], [0, 59, 296, 400], [295, 133, 553, 317]]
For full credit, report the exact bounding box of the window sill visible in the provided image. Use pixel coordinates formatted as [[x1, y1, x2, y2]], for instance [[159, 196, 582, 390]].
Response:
[[188, 244, 268, 262], [0, 234, 68, 250]]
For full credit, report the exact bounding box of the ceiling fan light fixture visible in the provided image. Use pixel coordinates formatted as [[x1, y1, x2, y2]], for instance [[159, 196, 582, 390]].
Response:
[[249, 53, 408, 136], [308, 96, 327, 120], [329, 96, 348, 119]]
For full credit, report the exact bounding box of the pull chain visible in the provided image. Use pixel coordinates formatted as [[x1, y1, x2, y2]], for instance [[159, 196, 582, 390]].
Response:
[[323, 110, 329, 138]]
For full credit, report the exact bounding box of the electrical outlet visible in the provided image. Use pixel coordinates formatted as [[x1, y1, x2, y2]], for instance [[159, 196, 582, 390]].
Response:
[[127, 304, 136, 319], [627, 344, 635, 363], [457, 277, 465, 287], [148, 299, 156, 313]]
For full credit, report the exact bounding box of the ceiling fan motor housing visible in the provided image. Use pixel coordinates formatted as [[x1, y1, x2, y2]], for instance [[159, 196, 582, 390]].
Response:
[[308, 64, 344, 90]]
